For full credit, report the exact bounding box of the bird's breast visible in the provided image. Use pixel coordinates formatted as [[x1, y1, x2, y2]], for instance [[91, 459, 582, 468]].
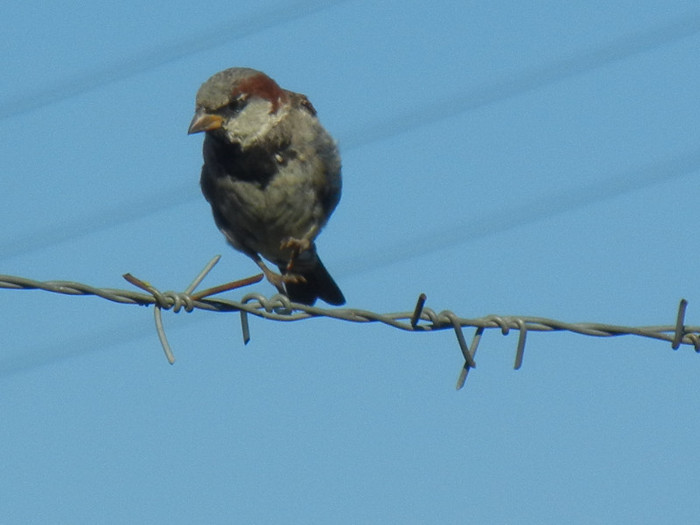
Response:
[[201, 149, 326, 263]]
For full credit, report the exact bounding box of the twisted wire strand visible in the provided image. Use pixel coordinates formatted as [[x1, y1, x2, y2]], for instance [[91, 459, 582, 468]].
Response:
[[1, 258, 698, 388]]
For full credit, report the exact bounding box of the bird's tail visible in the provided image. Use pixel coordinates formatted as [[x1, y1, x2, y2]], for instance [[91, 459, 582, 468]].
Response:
[[279, 251, 345, 306]]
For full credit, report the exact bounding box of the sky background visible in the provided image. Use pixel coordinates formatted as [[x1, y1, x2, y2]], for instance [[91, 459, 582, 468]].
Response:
[[2, 1, 700, 523]]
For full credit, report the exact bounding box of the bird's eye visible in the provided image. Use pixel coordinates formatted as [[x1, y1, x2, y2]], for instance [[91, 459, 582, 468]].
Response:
[[228, 93, 249, 111]]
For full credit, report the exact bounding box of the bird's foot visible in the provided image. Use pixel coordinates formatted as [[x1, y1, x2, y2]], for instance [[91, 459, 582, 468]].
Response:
[[280, 237, 311, 271], [263, 267, 306, 293], [255, 257, 307, 295]]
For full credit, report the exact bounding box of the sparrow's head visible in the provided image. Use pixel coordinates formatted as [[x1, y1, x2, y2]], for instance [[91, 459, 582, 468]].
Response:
[[188, 67, 290, 145]]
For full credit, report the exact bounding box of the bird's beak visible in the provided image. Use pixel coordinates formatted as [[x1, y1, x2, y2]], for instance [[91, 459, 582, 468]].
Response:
[[188, 111, 224, 134]]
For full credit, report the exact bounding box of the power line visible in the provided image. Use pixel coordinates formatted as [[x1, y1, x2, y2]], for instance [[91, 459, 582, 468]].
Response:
[[0, 0, 353, 121], [335, 147, 700, 277], [2, 143, 699, 275], [0, 258, 698, 388], [0, 319, 155, 379], [0, 184, 197, 260], [1, 12, 699, 260], [342, 11, 700, 150]]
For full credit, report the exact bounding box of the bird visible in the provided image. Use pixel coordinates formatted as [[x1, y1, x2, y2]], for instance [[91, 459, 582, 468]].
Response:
[[188, 67, 345, 305]]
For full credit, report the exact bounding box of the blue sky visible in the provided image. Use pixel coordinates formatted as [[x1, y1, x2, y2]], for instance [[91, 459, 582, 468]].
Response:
[[2, 1, 700, 523]]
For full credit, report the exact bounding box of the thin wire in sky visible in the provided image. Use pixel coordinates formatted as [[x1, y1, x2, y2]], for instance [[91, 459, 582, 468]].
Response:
[[334, 147, 700, 277], [0, 0, 353, 121], [1, 12, 699, 260], [342, 11, 700, 150]]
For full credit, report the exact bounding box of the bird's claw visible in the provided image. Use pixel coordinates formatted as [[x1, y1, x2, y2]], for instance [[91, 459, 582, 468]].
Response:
[[264, 268, 306, 293], [280, 236, 310, 253], [282, 273, 307, 285], [281, 237, 311, 271]]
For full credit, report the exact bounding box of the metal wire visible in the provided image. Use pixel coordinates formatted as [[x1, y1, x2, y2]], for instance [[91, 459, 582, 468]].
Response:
[[0, 0, 354, 120], [4, 12, 700, 261], [1, 256, 698, 389]]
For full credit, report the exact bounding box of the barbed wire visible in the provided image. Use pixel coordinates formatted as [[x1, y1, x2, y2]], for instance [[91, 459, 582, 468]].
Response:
[[1, 256, 698, 389]]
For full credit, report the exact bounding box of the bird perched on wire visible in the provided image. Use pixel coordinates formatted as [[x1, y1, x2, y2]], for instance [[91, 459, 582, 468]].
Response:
[[188, 67, 345, 305]]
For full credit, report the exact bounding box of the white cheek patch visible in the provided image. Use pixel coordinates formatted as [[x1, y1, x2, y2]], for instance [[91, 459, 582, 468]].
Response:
[[224, 99, 288, 149]]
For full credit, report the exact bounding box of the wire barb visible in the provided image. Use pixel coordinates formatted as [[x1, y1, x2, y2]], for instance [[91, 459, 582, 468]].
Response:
[[514, 319, 527, 370], [672, 298, 688, 350], [240, 311, 251, 345], [411, 293, 427, 328], [185, 255, 221, 295], [191, 274, 263, 301], [120, 258, 261, 363], [154, 306, 176, 364], [456, 327, 485, 390], [444, 312, 476, 371]]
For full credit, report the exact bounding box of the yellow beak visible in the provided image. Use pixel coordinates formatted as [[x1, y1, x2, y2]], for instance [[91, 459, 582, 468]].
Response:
[[187, 111, 224, 134]]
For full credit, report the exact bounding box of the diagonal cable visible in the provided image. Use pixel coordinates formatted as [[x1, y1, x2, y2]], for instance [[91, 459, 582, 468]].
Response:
[[335, 147, 700, 276], [1, 12, 699, 260], [342, 11, 700, 149], [0, 0, 353, 121]]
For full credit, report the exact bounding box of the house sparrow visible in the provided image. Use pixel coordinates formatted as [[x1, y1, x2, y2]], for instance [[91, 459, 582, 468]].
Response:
[[188, 67, 345, 305]]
